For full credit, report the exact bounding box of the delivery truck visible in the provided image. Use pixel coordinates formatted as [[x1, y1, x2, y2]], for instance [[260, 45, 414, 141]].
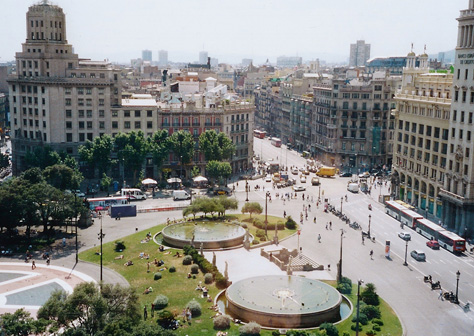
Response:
[[173, 190, 191, 200], [316, 167, 336, 177]]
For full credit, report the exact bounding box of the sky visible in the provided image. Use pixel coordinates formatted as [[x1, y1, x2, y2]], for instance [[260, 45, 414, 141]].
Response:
[[0, 0, 468, 65]]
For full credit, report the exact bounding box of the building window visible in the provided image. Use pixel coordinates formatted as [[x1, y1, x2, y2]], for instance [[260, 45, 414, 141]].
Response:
[[147, 110, 153, 117], [135, 121, 141, 129], [99, 99, 104, 106], [124, 110, 130, 117], [112, 121, 118, 129], [99, 121, 105, 129], [86, 88, 92, 95], [135, 110, 141, 117], [66, 121, 72, 129], [66, 133, 73, 142], [99, 110, 105, 117], [124, 121, 130, 129], [147, 121, 153, 129], [65, 98, 71, 106]]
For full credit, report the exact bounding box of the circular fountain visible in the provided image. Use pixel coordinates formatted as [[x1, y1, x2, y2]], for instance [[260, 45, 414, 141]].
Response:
[[225, 275, 343, 329], [161, 222, 246, 249]]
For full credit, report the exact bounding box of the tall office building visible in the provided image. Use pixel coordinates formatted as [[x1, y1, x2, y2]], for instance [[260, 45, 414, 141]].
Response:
[[439, 0, 474, 237], [7, 1, 121, 174], [142, 49, 152, 62], [158, 50, 168, 67], [199, 51, 208, 64], [349, 40, 371, 67]]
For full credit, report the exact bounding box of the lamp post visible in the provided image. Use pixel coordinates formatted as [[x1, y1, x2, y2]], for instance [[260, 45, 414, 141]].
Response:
[[455, 270, 460, 304], [403, 240, 409, 266], [318, 184, 321, 201], [340, 196, 343, 213], [356, 279, 364, 336], [97, 212, 105, 282], [245, 178, 249, 202], [337, 229, 344, 282], [74, 191, 78, 264], [264, 191, 269, 236], [180, 155, 183, 183], [368, 214, 372, 239]]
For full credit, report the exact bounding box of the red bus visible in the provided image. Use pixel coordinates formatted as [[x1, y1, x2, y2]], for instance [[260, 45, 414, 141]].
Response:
[[437, 230, 466, 253], [399, 209, 423, 229], [270, 137, 282, 147], [253, 130, 267, 139]]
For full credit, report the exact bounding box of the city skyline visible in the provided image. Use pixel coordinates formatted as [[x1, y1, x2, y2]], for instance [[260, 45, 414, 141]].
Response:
[[0, 0, 467, 65]]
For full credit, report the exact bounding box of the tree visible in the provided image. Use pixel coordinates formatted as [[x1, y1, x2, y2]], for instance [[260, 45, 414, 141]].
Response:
[[43, 164, 83, 191], [169, 130, 194, 177], [199, 130, 235, 161], [319, 322, 339, 336], [0, 181, 25, 233], [0, 152, 9, 170], [191, 165, 200, 178], [241, 202, 263, 218], [217, 196, 238, 216], [148, 129, 170, 179], [24, 145, 61, 170], [37, 282, 140, 335], [115, 131, 149, 185], [361, 283, 380, 306], [78, 134, 115, 177], [100, 173, 113, 196], [0, 308, 47, 336], [218, 162, 232, 185], [206, 160, 220, 184]]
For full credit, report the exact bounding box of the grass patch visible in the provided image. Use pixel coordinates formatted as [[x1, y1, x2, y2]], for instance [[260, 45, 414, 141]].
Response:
[[79, 218, 400, 336]]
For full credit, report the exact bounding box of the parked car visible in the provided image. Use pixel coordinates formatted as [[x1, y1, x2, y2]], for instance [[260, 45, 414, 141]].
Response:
[[358, 172, 370, 178], [265, 175, 272, 182], [410, 250, 426, 261], [398, 232, 411, 241], [426, 240, 440, 250], [291, 169, 299, 175], [293, 185, 306, 192], [300, 176, 307, 184], [303, 170, 310, 175], [340, 172, 352, 177]]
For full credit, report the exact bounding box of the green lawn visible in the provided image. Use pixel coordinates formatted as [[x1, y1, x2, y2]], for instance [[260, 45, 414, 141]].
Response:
[[79, 217, 401, 336]]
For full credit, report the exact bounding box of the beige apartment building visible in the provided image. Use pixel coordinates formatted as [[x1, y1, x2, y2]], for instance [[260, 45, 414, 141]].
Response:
[[8, 2, 121, 174], [392, 52, 452, 220]]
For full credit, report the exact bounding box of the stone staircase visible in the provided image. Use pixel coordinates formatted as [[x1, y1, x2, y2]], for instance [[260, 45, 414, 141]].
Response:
[[289, 253, 323, 271]]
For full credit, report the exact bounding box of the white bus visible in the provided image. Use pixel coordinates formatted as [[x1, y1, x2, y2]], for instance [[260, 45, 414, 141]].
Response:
[[121, 188, 147, 200], [385, 200, 407, 221], [399, 209, 423, 229]]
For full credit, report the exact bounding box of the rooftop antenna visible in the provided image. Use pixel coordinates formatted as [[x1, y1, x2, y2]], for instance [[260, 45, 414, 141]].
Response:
[[424, 44, 427, 54], [411, 43, 414, 53]]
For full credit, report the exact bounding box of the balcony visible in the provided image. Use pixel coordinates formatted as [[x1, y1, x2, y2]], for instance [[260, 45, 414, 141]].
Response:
[[162, 123, 170, 127]]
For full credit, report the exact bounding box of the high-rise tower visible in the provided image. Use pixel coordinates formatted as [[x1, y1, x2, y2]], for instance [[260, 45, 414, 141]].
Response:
[[439, 0, 474, 238], [349, 40, 371, 67]]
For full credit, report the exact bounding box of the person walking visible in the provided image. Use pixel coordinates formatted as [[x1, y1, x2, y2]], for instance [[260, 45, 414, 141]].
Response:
[[46, 256, 50, 266], [318, 234, 321, 243], [438, 289, 444, 300], [31, 260, 36, 270], [143, 305, 148, 320], [329, 221, 332, 230], [370, 250, 374, 260], [362, 236, 365, 245]]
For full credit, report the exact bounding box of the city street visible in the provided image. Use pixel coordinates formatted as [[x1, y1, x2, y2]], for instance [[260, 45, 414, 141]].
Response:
[[252, 136, 474, 335]]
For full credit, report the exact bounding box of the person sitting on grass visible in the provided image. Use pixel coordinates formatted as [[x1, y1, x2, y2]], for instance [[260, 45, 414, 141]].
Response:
[[144, 286, 153, 294], [174, 251, 181, 257], [124, 260, 133, 266], [114, 255, 124, 260]]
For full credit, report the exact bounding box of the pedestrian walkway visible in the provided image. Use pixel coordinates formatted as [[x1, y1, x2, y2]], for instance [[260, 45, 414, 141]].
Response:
[[0, 262, 94, 316]]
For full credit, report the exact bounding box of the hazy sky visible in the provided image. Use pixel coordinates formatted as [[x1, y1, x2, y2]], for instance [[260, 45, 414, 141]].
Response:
[[0, 0, 468, 65]]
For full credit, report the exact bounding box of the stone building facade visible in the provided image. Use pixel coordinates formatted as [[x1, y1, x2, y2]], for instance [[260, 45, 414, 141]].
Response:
[[392, 52, 452, 221]]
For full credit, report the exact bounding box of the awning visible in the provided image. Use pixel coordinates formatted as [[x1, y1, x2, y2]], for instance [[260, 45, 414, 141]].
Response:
[[193, 176, 208, 182], [167, 178, 182, 184], [142, 178, 157, 184]]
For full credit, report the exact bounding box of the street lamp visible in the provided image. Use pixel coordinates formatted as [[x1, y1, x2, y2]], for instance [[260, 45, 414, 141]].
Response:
[[264, 191, 269, 236], [356, 279, 364, 336], [245, 178, 249, 202], [403, 240, 409, 266], [97, 212, 105, 282], [455, 270, 460, 304], [368, 214, 372, 239], [337, 229, 344, 282], [318, 184, 321, 201], [74, 192, 78, 264], [340, 196, 343, 213]]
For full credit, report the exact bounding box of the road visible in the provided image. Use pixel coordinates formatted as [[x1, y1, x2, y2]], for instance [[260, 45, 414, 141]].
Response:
[[253, 136, 474, 335]]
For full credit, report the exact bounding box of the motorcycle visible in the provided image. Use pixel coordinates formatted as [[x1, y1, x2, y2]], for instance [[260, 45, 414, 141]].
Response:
[[368, 204, 372, 211], [350, 222, 361, 230]]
